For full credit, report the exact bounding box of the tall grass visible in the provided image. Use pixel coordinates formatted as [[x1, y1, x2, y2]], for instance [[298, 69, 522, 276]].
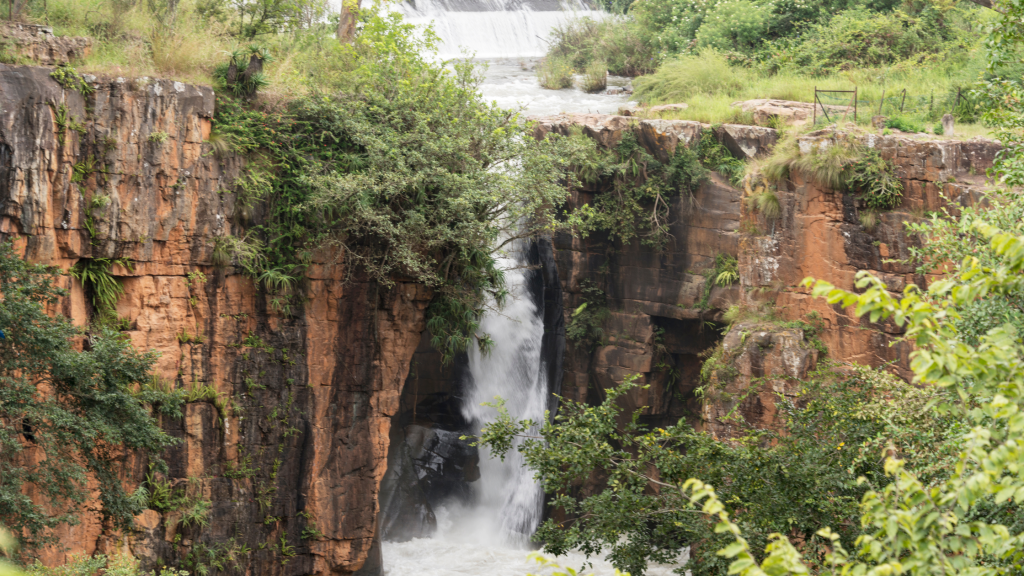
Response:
[[579, 60, 608, 93], [545, 15, 657, 77], [41, 0, 232, 84], [537, 56, 574, 90], [28, 0, 343, 96], [633, 50, 992, 135]]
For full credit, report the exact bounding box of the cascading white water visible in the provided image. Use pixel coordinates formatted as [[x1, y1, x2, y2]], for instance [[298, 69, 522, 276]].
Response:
[[461, 243, 548, 547], [395, 0, 606, 59]]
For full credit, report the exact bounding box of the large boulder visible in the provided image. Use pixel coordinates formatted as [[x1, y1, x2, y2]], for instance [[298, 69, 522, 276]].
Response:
[[636, 119, 703, 163], [529, 113, 634, 148]]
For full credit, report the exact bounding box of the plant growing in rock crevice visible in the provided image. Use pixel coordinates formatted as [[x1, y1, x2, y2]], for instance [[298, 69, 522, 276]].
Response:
[[566, 279, 610, 350], [696, 253, 739, 309], [846, 148, 903, 210], [70, 257, 132, 323], [760, 132, 903, 214]]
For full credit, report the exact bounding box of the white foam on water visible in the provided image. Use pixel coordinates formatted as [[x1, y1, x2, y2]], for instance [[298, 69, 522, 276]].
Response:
[[478, 59, 631, 116], [383, 537, 687, 576], [395, 0, 604, 58]]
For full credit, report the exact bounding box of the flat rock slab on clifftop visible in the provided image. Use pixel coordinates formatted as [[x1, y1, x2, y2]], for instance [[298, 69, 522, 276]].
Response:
[[732, 99, 854, 127]]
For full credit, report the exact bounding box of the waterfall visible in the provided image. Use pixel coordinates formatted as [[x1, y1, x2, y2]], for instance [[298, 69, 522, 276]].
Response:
[[459, 242, 548, 546], [394, 0, 607, 59]]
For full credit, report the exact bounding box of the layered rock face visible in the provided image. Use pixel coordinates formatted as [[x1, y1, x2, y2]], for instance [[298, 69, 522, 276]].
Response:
[[530, 114, 1000, 435], [0, 64, 428, 575]]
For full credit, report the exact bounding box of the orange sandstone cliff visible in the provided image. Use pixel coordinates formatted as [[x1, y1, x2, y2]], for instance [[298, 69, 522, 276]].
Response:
[[0, 64, 429, 575]]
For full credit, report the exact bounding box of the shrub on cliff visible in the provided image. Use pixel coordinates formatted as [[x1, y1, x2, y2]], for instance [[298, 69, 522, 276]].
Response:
[[0, 242, 180, 555], [212, 7, 573, 363]]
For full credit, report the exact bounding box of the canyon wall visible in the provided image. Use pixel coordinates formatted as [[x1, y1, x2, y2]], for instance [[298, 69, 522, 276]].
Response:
[[0, 64, 428, 575], [529, 113, 1000, 437]]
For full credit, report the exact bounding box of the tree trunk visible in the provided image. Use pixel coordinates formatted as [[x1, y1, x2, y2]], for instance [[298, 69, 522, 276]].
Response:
[[337, 0, 362, 42]]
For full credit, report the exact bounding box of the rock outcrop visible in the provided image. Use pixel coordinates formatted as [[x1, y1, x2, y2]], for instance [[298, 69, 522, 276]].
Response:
[[0, 64, 429, 575], [0, 24, 91, 66], [539, 113, 1001, 435], [732, 99, 855, 127], [699, 323, 820, 440]]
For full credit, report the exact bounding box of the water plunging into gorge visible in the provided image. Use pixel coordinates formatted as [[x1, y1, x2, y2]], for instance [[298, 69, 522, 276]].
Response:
[[377, 2, 641, 574]]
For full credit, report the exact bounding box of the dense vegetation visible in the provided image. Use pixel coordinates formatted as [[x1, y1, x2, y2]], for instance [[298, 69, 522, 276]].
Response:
[[540, 0, 1002, 131], [204, 10, 573, 360]]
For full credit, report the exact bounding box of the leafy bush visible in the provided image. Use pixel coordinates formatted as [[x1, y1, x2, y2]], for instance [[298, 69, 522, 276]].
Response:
[[566, 280, 610, 349], [478, 362, 958, 576], [884, 115, 925, 133], [0, 242, 177, 553], [562, 130, 709, 249], [694, 128, 746, 185], [846, 149, 903, 210], [212, 8, 570, 363], [695, 0, 773, 53], [762, 9, 966, 75]]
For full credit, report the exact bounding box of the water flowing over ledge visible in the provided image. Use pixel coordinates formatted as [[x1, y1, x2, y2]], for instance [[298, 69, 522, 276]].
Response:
[[395, 0, 604, 58]]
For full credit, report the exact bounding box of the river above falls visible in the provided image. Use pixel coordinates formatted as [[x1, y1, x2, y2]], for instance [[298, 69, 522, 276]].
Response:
[[475, 58, 632, 116]]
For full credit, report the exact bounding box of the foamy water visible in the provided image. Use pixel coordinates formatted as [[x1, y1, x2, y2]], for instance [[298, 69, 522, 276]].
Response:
[[478, 59, 631, 116], [384, 538, 686, 576]]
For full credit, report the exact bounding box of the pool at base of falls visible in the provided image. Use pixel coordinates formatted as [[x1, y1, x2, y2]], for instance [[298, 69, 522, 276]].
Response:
[[383, 505, 689, 576], [383, 539, 687, 576]]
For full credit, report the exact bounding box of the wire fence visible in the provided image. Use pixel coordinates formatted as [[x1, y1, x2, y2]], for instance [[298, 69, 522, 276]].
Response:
[[814, 87, 858, 125], [810, 85, 979, 128]]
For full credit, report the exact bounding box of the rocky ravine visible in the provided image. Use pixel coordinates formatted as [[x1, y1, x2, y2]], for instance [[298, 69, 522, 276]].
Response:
[[0, 58, 1004, 574], [530, 113, 999, 440]]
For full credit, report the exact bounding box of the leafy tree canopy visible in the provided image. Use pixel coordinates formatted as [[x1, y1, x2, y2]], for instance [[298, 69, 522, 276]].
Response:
[[212, 5, 578, 362]]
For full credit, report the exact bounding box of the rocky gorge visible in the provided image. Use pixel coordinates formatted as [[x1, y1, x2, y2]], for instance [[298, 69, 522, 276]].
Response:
[[0, 35, 1005, 576]]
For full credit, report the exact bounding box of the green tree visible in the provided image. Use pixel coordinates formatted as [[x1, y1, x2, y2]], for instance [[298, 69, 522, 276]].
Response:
[[232, 0, 320, 38], [481, 361, 963, 576], [0, 242, 178, 554], [213, 5, 574, 363]]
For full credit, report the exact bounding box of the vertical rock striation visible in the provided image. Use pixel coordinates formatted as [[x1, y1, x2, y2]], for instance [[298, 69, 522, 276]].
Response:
[[0, 64, 429, 575]]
